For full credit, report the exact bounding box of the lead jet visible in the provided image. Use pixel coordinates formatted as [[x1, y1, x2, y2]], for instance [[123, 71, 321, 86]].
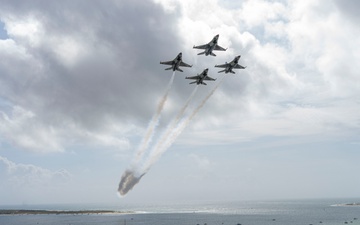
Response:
[[193, 34, 227, 56], [215, 55, 246, 74], [160, 52, 192, 72], [185, 68, 216, 85]]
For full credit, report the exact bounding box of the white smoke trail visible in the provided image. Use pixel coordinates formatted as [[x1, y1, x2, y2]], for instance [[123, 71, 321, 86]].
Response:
[[118, 72, 176, 196], [142, 76, 225, 172], [139, 86, 198, 172], [119, 75, 226, 196], [132, 71, 176, 166], [173, 85, 199, 123], [160, 85, 199, 142]]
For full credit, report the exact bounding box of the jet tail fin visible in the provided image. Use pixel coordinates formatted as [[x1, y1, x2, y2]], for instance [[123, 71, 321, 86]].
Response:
[[218, 69, 225, 73], [210, 52, 216, 56], [176, 68, 183, 72], [230, 70, 235, 74], [197, 52, 205, 55], [202, 82, 207, 85], [165, 67, 173, 70], [189, 81, 197, 85]]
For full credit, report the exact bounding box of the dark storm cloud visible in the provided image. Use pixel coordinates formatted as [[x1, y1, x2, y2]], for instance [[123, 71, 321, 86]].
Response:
[[0, 0, 182, 133]]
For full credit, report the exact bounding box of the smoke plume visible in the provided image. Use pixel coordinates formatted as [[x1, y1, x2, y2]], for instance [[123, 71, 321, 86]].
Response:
[[118, 169, 145, 196], [132, 71, 176, 165], [142, 77, 225, 172], [146, 85, 199, 161], [118, 72, 175, 196], [118, 75, 225, 196]]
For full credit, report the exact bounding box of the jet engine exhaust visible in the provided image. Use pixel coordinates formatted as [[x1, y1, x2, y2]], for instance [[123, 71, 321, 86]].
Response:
[[132, 71, 176, 165], [117, 74, 225, 197], [140, 85, 198, 172], [142, 77, 224, 173], [118, 72, 175, 196]]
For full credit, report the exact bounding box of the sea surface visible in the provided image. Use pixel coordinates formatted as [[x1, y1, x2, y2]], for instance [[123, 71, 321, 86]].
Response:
[[1, 199, 359, 225]]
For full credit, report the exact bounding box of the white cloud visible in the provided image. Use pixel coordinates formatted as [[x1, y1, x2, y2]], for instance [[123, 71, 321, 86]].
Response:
[[4, 15, 44, 47], [1, 0, 360, 203], [240, 0, 288, 28], [189, 153, 212, 171], [0, 106, 64, 153], [153, 0, 360, 147], [0, 0, 180, 153], [0, 105, 132, 152], [0, 156, 71, 187]]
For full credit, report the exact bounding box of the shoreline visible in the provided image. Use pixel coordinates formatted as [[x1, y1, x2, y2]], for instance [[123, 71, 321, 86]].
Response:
[[0, 209, 133, 215], [332, 203, 360, 207]]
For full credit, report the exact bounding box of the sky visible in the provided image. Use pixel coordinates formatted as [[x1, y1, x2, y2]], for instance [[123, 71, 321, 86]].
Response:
[[0, 0, 360, 206]]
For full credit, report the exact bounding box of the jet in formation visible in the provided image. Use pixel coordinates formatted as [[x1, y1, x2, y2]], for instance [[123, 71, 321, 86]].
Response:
[[193, 34, 227, 56], [185, 68, 216, 85], [160, 52, 192, 72], [215, 55, 246, 74]]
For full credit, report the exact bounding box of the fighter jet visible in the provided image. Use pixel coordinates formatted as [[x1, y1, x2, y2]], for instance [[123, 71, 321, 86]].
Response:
[[185, 68, 216, 85], [193, 34, 227, 56], [160, 52, 192, 72], [215, 55, 246, 74]]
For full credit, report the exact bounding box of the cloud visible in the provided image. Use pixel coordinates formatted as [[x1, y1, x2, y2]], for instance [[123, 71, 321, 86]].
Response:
[[154, 0, 360, 146], [0, 156, 71, 187], [1, 0, 359, 204], [334, 0, 360, 23], [189, 153, 211, 171], [1, 0, 358, 153], [0, 0, 181, 153], [0, 106, 63, 152]]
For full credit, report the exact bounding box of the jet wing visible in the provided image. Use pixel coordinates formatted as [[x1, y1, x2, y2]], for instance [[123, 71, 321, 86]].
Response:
[[160, 61, 173, 65], [214, 45, 227, 51], [193, 44, 208, 49], [234, 64, 246, 69], [180, 61, 192, 67], [185, 75, 200, 80], [214, 63, 228, 68], [204, 76, 216, 81]]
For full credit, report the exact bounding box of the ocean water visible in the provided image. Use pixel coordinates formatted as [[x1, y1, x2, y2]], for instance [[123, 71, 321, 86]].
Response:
[[1, 199, 359, 225]]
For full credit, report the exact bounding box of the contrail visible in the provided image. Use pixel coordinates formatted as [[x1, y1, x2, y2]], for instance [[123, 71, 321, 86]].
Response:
[[142, 76, 225, 173], [118, 75, 226, 196], [132, 71, 176, 166], [139, 85, 198, 173], [118, 72, 175, 196], [173, 85, 199, 123]]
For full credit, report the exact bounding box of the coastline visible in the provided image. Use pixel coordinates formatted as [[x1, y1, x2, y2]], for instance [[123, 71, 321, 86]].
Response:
[[0, 209, 133, 215], [2, 199, 359, 215], [331, 203, 360, 207]]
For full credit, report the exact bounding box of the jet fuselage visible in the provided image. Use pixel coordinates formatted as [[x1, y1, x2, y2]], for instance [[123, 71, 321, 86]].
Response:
[[168, 53, 182, 71], [215, 55, 244, 74], [205, 35, 219, 56], [160, 52, 192, 72]]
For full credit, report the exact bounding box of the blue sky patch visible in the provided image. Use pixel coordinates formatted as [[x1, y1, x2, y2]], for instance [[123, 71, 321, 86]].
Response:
[[0, 20, 8, 39]]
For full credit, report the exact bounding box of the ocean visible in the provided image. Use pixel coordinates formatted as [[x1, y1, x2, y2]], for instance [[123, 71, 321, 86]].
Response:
[[1, 199, 359, 225]]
